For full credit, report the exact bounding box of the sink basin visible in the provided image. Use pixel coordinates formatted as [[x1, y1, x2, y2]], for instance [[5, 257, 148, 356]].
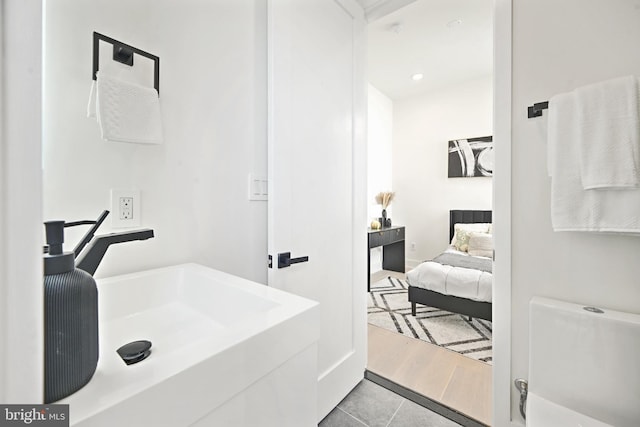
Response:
[[99, 263, 279, 353], [61, 263, 319, 427]]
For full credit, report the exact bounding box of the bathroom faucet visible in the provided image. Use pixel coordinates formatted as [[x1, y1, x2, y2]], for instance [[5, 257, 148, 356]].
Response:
[[76, 228, 154, 276], [62, 210, 155, 276]]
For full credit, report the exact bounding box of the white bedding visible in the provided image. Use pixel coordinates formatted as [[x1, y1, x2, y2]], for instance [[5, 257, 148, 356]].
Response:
[[406, 247, 492, 303]]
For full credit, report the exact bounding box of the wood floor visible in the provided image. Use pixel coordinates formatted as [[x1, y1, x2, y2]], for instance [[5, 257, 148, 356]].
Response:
[[367, 270, 492, 426]]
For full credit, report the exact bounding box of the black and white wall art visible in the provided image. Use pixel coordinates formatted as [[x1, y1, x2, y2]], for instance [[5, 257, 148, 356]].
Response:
[[448, 136, 494, 178]]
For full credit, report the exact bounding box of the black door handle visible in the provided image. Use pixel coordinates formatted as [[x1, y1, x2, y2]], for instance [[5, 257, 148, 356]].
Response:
[[277, 252, 309, 269]]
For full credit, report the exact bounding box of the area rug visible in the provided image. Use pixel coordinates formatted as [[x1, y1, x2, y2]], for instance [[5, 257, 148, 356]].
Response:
[[368, 276, 492, 364]]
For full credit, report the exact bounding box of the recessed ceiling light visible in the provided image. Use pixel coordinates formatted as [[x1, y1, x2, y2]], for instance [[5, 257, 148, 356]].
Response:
[[412, 73, 424, 81], [446, 19, 462, 28]]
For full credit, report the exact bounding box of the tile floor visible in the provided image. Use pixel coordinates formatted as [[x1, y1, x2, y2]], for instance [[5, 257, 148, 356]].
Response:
[[319, 379, 461, 427]]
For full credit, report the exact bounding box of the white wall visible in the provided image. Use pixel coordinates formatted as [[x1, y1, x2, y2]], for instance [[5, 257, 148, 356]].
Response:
[[510, 0, 640, 422], [367, 84, 393, 221], [43, 0, 267, 283], [392, 75, 492, 266], [367, 84, 393, 272]]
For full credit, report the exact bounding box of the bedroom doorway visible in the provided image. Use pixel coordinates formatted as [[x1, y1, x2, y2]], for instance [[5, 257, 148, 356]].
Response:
[[364, 0, 494, 425]]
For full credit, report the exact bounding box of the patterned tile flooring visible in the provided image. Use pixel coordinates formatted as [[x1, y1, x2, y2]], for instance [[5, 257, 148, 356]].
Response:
[[319, 380, 461, 427]]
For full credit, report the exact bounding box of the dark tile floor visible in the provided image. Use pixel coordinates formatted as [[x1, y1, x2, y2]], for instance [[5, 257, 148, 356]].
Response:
[[319, 380, 461, 427]]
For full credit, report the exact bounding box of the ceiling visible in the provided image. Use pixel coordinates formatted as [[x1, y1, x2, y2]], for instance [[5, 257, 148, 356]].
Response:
[[365, 0, 493, 100]]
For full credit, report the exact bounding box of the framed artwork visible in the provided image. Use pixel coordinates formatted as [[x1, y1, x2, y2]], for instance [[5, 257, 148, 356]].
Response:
[[448, 136, 493, 178]]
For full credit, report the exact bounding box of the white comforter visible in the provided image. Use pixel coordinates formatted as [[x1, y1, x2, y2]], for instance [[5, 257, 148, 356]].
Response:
[[406, 247, 492, 303]]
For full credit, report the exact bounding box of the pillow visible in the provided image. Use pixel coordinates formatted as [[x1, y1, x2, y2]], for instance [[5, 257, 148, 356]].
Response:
[[468, 232, 493, 258], [452, 228, 473, 252], [451, 223, 491, 250]]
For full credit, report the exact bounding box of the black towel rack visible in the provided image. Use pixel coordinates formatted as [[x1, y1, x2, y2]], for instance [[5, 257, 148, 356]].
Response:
[[92, 32, 160, 94], [527, 101, 549, 118]]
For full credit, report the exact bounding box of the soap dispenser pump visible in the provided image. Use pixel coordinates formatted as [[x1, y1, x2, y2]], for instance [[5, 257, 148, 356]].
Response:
[[43, 220, 99, 403]]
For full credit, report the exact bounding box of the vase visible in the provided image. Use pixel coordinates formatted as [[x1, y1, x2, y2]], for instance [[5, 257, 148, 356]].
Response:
[[381, 209, 387, 227]]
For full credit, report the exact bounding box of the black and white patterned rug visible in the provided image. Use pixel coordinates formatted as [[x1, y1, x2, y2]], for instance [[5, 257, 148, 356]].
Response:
[[368, 276, 492, 364]]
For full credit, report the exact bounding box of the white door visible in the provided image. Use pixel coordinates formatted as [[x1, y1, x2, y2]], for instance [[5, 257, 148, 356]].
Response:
[[267, 0, 366, 421]]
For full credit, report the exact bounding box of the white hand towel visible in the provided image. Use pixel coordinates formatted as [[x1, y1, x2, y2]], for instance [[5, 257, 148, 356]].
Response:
[[94, 71, 163, 144], [548, 87, 640, 234], [575, 75, 640, 189]]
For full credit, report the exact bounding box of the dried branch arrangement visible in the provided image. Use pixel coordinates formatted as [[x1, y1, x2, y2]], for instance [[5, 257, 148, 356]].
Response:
[[375, 191, 395, 209]]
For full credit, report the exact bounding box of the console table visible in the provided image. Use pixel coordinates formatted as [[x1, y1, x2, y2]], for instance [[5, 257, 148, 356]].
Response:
[[367, 226, 405, 291]]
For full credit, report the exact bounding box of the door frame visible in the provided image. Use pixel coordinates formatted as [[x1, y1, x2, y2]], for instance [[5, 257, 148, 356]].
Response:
[[0, 0, 44, 403], [364, 0, 514, 424], [492, 0, 514, 425]]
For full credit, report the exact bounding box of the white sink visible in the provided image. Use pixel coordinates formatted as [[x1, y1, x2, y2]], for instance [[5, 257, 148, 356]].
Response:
[[61, 263, 319, 427]]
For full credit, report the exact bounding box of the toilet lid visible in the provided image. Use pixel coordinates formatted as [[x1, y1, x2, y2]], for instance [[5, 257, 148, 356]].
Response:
[[527, 393, 613, 427]]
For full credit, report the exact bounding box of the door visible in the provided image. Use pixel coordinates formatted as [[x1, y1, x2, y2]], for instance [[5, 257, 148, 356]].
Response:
[[267, 0, 366, 421]]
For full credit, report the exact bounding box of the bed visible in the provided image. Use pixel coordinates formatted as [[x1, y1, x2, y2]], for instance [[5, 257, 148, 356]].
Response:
[[407, 210, 493, 322]]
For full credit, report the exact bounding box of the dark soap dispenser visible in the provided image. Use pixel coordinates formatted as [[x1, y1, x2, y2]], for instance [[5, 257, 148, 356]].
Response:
[[43, 220, 98, 403]]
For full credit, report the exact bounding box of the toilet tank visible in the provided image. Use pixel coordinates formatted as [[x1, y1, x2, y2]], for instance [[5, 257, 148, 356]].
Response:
[[529, 297, 640, 427]]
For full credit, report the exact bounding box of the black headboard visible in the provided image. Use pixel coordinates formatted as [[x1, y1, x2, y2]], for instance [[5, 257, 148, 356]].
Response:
[[449, 210, 492, 241]]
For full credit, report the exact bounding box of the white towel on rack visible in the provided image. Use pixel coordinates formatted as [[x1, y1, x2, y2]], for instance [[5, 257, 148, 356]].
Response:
[[575, 75, 640, 189], [91, 71, 163, 144], [548, 84, 640, 234]]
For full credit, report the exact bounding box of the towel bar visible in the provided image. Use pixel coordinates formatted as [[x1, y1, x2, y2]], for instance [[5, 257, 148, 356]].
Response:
[[92, 32, 160, 94], [527, 101, 549, 118]]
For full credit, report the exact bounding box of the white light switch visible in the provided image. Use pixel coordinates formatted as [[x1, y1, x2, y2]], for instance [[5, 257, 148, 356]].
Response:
[[248, 174, 268, 201]]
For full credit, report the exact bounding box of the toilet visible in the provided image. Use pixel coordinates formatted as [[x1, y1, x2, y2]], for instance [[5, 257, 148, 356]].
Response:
[[526, 297, 640, 427]]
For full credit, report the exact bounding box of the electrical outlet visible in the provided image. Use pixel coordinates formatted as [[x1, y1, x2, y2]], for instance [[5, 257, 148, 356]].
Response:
[[120, 197, 133, 220], [410, 242, 416, 251], [111, 189, 141, 228]]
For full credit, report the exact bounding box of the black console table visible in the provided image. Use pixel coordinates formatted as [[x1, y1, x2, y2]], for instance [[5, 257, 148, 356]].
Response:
[[367, 226, 405, 291]]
